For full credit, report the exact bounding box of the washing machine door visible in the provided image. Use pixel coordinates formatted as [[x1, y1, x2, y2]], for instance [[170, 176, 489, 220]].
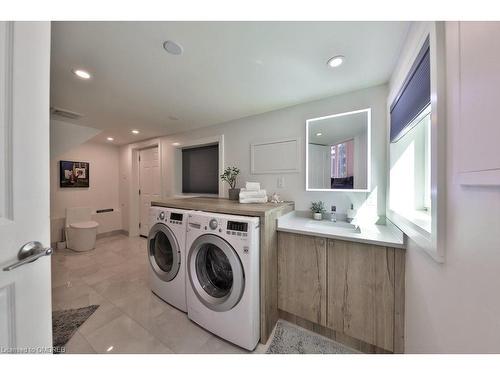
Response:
[[148, 223, 181, 282], [188, 234, 244, 312]]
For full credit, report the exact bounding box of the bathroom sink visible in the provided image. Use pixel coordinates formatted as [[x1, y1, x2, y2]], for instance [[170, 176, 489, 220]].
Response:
[[277, 211, 405, 249], [303, 219, 360, 233]]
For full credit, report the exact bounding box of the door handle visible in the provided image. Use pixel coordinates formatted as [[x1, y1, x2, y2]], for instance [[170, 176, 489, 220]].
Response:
[[2, 241, 53, 271]]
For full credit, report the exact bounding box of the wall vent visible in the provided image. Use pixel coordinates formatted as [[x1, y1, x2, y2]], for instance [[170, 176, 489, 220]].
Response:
[[50, 107, 84, 120]]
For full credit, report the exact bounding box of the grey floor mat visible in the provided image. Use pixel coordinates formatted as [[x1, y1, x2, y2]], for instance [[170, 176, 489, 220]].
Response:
[[266, 320, 358, 354], [52, 305, 99, 351]]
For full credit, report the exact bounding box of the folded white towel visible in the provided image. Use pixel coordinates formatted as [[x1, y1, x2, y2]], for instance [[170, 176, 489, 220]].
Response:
[[245, 182, 261, 191], [239, 189, 267, 199], [239, 196, 268, 204]]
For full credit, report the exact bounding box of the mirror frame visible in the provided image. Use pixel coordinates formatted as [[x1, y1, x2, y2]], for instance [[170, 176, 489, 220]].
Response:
[[305, 107, 371, 192]]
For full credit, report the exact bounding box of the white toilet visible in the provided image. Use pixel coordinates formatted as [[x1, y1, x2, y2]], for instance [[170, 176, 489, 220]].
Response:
[[65, 207, 99, 252]]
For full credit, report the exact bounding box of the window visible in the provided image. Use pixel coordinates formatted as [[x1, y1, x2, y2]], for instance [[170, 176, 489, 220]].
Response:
[[388, 26, 446, 263], [329, 139, 355, 189], [331, 139, 353, 179], [182, 144, 219, 194], [389, 105, 431, 232], [389, 36, 432, 233]]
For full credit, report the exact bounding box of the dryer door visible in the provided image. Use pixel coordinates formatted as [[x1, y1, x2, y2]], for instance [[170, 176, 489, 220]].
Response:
[[148, 223, 181, 282], [188, 234, 245, 312]]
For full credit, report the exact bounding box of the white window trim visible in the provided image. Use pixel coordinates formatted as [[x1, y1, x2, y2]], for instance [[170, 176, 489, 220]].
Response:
[[386, 22, 447, 263], [423, 114, 432, 210], [173, 134, 225, 198]]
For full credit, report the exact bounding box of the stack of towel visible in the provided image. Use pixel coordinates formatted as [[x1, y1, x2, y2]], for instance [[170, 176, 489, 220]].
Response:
[[239, 182, 268, 204]]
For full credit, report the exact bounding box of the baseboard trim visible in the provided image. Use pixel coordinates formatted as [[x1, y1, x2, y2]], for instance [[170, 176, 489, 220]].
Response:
[[51, 230, 130, 251], [96, 229, 128, 239]]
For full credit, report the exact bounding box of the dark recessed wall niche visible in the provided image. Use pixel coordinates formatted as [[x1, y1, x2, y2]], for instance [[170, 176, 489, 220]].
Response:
[[182, 144, 219, 194]]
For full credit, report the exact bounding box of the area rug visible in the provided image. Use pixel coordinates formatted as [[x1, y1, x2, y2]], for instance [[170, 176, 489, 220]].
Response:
[[266, 320, 358, 354], [52, 305, 99, 351]]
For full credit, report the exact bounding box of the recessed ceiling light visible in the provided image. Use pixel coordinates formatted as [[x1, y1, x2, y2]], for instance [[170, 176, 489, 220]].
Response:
[[172, 142, 181, 146], [72, 69, 91, 79], [316, 132, 323, 136], [163, 40, 183, 55], [131, 130, 140, 134], [327, 55, 344, 68], [106, 137, 114, 141]]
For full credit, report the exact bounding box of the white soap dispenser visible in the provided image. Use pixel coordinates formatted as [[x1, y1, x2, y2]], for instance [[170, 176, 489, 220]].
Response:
[[347, 203, 356, 223]]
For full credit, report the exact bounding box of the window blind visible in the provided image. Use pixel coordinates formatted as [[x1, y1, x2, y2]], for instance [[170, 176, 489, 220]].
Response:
[[182, 144, 219, 194], [390, 37, 431, 143]]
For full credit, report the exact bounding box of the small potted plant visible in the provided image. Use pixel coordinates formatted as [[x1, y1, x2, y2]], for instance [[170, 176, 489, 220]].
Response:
[[221, 166, 241, 200], [310, 201, 326, 220]]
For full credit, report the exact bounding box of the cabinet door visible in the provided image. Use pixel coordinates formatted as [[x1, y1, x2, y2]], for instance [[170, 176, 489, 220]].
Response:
[[327, 239, 395, 351], [278, 232, 327, 325], [457, 22, 500, 184]]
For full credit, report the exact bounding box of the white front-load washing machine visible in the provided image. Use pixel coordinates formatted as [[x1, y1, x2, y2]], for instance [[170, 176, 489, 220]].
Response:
[[185, 211, 260, 350], [147, 206, 190, 312]]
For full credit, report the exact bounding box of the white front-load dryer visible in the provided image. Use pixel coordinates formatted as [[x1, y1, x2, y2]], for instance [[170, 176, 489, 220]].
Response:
[[148, 206, 190, 312], [185, 211, 260, 350]]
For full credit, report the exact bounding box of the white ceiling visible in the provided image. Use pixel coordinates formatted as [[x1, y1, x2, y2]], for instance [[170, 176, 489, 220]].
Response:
[[308, 111, 368, 146], [50, 21, 410, 145]]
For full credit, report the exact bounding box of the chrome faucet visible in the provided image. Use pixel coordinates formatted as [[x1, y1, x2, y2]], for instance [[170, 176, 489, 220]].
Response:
[[330, 205, 337, 222]]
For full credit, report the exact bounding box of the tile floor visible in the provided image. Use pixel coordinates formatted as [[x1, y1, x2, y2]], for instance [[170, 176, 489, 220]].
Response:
[[52, 234, 266, 354]]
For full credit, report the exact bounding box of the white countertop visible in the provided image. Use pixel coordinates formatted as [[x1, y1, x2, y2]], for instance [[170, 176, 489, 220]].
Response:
[[277, 211, 406, 249]]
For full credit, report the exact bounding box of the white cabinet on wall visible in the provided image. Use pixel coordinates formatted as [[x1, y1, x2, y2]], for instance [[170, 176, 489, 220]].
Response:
[[456, 22, 500, 185]]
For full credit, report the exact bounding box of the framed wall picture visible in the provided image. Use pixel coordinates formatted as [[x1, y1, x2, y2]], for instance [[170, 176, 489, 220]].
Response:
[[60, 160, 90, 188]]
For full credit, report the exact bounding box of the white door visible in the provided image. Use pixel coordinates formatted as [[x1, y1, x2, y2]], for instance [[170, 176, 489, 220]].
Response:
[[0, 22, 52, 352], [139, 147, 160, 237]]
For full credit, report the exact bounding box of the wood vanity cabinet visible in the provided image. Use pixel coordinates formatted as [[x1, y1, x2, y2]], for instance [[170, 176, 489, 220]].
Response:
[[277, 233, 327, 326], [327, 239, 396, 351], [277, 232, 405, 353]]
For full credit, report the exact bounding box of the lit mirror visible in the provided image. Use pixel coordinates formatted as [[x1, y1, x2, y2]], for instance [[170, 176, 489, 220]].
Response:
[[306, 108, 371, 191]]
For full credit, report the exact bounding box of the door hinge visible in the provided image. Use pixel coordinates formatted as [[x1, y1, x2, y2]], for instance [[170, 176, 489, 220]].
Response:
[[139, 222, 141, 229], [139, 155, 141, 162], [139, 189, 141, 195]]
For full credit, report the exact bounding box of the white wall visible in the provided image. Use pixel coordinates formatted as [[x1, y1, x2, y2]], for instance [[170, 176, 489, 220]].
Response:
[[50, 119, 101, 159], [50, 140, 122, 243], [120, 84, 388, 229], [391, 21, 500, 353]]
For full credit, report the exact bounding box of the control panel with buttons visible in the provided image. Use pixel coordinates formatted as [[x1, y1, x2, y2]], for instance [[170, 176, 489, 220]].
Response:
[[186, 213, 256, 241], [157, 211, 184, 225]]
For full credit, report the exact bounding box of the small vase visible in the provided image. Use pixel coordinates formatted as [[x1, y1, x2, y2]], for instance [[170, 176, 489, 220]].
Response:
[[228, 188, 241, 201], [313, 212, 323, 220]]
